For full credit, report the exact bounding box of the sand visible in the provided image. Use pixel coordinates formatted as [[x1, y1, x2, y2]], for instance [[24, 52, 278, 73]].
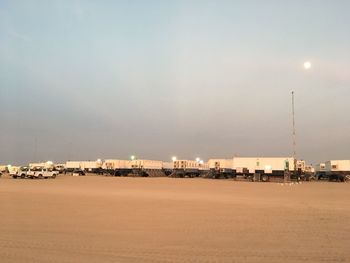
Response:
[[0, 175, 349, 263]]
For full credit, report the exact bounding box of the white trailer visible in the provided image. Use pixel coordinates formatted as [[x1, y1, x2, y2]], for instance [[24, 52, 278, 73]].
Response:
[[315, 163, 326, 180], [171, 160, 201, 178], [131, 160, 163, 170], [102, 159, 132, 176], [80, 161, 102, 171], [103, 159, 131, 170], [29, 162, 54, 169], [65, 161, 102, 174], [130, 160, 165, 177], [325, 160, 350, 182], [233, 157, 295, 182], [207, 159, 234, 179], [65, 161, 81, 170], [162, 162, 174, 176]]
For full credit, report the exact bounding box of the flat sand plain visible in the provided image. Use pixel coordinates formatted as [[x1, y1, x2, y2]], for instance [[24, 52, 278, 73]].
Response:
[[0, 175, 349, 263]]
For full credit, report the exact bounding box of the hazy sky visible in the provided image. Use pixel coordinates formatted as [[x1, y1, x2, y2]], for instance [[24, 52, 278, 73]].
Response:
[[0, 0, 349, 165]]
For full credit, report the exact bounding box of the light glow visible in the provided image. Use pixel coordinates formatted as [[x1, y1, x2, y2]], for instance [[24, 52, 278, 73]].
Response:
[[303, 61, 311, 70]]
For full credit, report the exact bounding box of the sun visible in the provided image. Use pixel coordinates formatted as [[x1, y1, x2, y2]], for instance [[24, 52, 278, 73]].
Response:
[[303, 61, 311, 70]]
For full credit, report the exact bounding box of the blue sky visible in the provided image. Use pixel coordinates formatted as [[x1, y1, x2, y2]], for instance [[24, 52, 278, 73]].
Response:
[[0, 0, 349, 165]]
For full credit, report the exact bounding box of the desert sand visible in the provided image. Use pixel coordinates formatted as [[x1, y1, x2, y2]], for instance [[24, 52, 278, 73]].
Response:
[[0, 175, 349, 263]]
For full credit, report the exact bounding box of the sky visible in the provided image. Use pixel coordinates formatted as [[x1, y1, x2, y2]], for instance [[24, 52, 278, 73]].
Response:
[[0, 0, 349, 165]]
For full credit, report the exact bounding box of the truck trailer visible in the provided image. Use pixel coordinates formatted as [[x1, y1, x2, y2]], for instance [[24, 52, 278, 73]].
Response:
[[171, 160, 201, 178], [315, 163, 326, 180], [206, 159, 235, 179], [233, 157, 294, 182], [102, 159, 132, 176], [325, 160, 350, 182], [162, 162, 174, 176], [130, 160, 165, 177], [65, 160, 102, 174]]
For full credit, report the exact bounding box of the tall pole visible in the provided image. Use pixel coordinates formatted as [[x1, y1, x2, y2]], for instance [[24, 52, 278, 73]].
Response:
[[292, 91, 297, 178], [34, 136, 38, 162]]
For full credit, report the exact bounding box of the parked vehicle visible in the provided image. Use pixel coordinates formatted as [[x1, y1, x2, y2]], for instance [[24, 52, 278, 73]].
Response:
[[54, 164, 65, 174], [9, 166, 21, 178], [12, 166, 29, 179], [27, 168, 58, 179]]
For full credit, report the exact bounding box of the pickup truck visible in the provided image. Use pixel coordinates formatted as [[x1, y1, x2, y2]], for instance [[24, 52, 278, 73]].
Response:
[[12, 166, 29, 179], [27, 168, 58, 179]]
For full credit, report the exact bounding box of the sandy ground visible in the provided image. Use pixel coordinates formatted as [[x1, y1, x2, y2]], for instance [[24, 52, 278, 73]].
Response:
[[0, 175, 349, 263]]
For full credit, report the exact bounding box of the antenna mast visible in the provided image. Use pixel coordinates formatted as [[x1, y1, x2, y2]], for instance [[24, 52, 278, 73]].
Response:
[[292, 91, 297, 177]]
